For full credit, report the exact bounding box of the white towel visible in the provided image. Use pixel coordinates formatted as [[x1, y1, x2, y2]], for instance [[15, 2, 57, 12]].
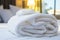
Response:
[[8, 9, 58, 37], [16, 14, 58, 37], [17, 18, 58, 37]]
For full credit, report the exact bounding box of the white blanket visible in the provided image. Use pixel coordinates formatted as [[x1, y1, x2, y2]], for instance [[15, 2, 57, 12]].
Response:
[[8, 9, 58, 37]]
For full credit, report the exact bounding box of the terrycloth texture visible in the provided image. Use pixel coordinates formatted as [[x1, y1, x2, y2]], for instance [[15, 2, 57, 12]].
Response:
[[16, 14, 58, 37], [8, 9, 58, 37]]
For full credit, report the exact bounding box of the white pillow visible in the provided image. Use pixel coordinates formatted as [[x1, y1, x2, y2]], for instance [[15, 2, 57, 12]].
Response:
[[0, 9, 13, 23], [16, 9, 35, 16], [10, 5, 20, 15]]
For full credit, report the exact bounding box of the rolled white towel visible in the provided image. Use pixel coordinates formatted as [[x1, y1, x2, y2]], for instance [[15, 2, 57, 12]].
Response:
[[16, 14, 58, 37], [8, 9, 58, 37]]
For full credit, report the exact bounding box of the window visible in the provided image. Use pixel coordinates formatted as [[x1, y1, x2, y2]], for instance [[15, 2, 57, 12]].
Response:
[[16, 0, 42, 13]]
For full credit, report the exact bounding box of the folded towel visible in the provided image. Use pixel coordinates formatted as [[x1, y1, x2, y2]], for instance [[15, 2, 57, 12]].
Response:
[[16, 14, 58, 37], [8, 9, 58, 37]]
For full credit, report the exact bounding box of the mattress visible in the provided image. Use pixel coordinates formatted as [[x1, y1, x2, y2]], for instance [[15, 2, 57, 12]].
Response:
[[0, 20, 60, 40]]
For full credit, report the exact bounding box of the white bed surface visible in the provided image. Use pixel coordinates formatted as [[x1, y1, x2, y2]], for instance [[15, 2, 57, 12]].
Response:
[[0, 23, 7, 28], [0, 29, 60, 40], [0, 20, 60, 40]]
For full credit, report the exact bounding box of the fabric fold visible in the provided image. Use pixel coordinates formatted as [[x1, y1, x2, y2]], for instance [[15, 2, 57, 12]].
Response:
[[8, 9, 58, 37]]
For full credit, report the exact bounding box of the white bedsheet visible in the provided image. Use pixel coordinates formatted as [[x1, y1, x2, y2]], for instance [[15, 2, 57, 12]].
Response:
[[0, 20, 60, 40]]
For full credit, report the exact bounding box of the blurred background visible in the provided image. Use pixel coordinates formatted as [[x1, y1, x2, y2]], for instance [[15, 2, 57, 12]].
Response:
[[0, 0, 60, 20]]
